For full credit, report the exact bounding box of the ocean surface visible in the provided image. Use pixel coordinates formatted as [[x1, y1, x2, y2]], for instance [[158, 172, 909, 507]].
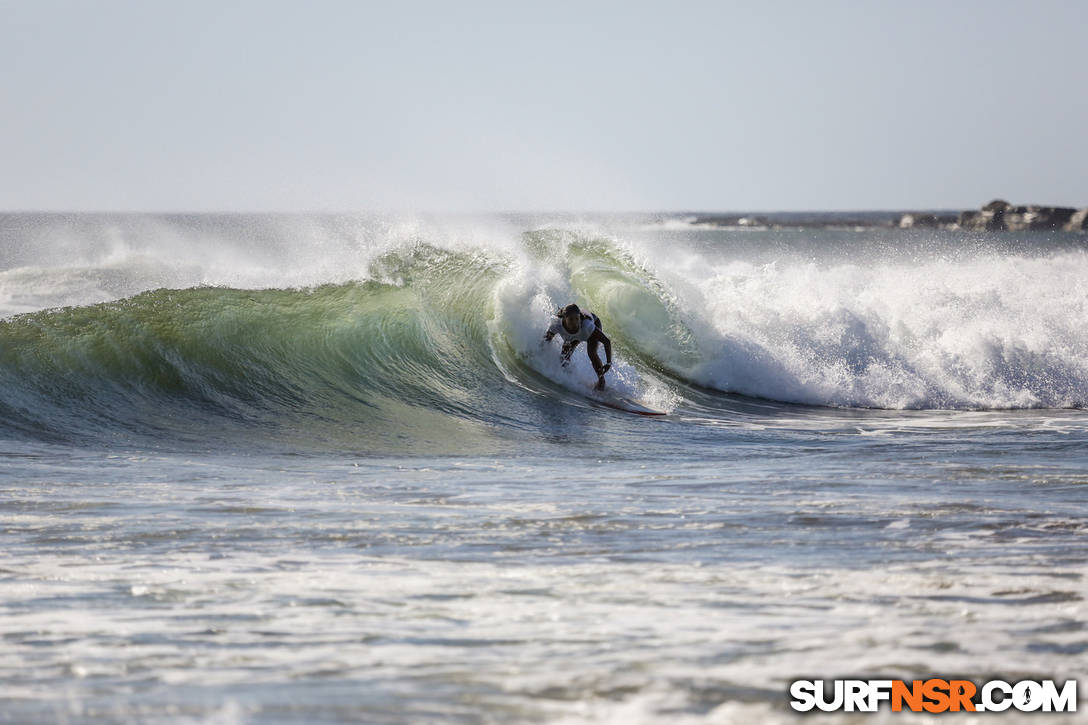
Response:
[[1, 213, 1086, 724]]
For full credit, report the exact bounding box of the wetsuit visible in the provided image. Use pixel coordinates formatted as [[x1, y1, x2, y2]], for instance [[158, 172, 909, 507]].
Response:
[[546, 312, 609, 377]]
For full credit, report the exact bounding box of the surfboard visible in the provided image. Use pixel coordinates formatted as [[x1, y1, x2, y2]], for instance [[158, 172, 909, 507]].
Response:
[[593, 392, 667, 416]]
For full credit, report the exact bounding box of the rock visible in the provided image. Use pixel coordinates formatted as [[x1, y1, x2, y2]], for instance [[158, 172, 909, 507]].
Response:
[[898, 213, 940, 229], [959, 208, 1005, 231], [1033, 207, 1075, 230], [958, 210, 981, 229], [961, 199, 1010, 231], [1065, 208, 1088, 232], [987, 206, 1008, 231], [736, 216, 768, 227], [688, 205, 1087, 233], [690, 214, 770, 229], [1003, 205, 1076, 231], [959, 201, 1083, 232], [690, 214, 745, 227]]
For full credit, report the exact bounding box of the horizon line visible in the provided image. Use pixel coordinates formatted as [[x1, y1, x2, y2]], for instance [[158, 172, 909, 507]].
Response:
[[0, 206, 998, 216]]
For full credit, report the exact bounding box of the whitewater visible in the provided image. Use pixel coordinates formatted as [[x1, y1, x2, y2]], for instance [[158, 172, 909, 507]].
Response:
[[1, 213, 1086, 724]]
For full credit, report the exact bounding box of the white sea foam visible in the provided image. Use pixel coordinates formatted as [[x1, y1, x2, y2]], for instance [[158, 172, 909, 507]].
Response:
[[616, 236, 1088, 409], [4, 545, 1083, 722]]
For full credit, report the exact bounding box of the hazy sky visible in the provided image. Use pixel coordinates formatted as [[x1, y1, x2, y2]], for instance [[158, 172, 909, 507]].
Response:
[[3, 0, 1086, 212]]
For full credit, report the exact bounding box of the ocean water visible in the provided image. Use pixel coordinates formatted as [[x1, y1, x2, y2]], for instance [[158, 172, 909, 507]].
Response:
[[1, 213, 1086, 724]]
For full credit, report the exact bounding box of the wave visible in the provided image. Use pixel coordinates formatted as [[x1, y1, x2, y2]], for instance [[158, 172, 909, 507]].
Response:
[[0, 214, 1086, 450]]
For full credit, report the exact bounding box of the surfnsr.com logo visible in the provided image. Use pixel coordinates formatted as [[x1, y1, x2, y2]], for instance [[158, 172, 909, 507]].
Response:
[[789, 679, 1077, 713]]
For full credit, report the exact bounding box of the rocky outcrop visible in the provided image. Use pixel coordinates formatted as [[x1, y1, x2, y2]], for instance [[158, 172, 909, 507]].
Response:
[[687, 202, 1086, 233], [1002, 204, 1074, 231], [1063, 208, 1088, 232], [899, 213, 949, 229], [958, 201, 1008, 231], [955, 200, 1085, 233], [689, 214, 773, 228], [690, 213, 901, 230]]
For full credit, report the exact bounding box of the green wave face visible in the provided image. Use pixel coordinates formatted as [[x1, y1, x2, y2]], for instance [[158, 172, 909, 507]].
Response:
[[3, 217, 1086, 453], [0, 275, 460, 451], [0, 236, 683, 454], [564, 237, 703, 373]]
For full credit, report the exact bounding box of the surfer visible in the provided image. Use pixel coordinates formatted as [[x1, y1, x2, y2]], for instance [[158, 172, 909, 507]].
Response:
[[543, 303, 613, 389]]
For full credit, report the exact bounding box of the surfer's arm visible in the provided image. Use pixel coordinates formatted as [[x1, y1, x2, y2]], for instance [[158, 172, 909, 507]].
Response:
[[543, 320, 563, 343]]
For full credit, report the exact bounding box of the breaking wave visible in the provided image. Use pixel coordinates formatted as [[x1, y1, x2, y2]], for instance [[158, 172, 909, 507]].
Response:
[[1, 213, 1085, 450]]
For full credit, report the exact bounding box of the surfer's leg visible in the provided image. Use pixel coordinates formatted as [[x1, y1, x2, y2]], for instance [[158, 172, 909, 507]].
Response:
[[587, 342, 606, 389], [587, 341, 603, 372], [589, 315, 607, 387]]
